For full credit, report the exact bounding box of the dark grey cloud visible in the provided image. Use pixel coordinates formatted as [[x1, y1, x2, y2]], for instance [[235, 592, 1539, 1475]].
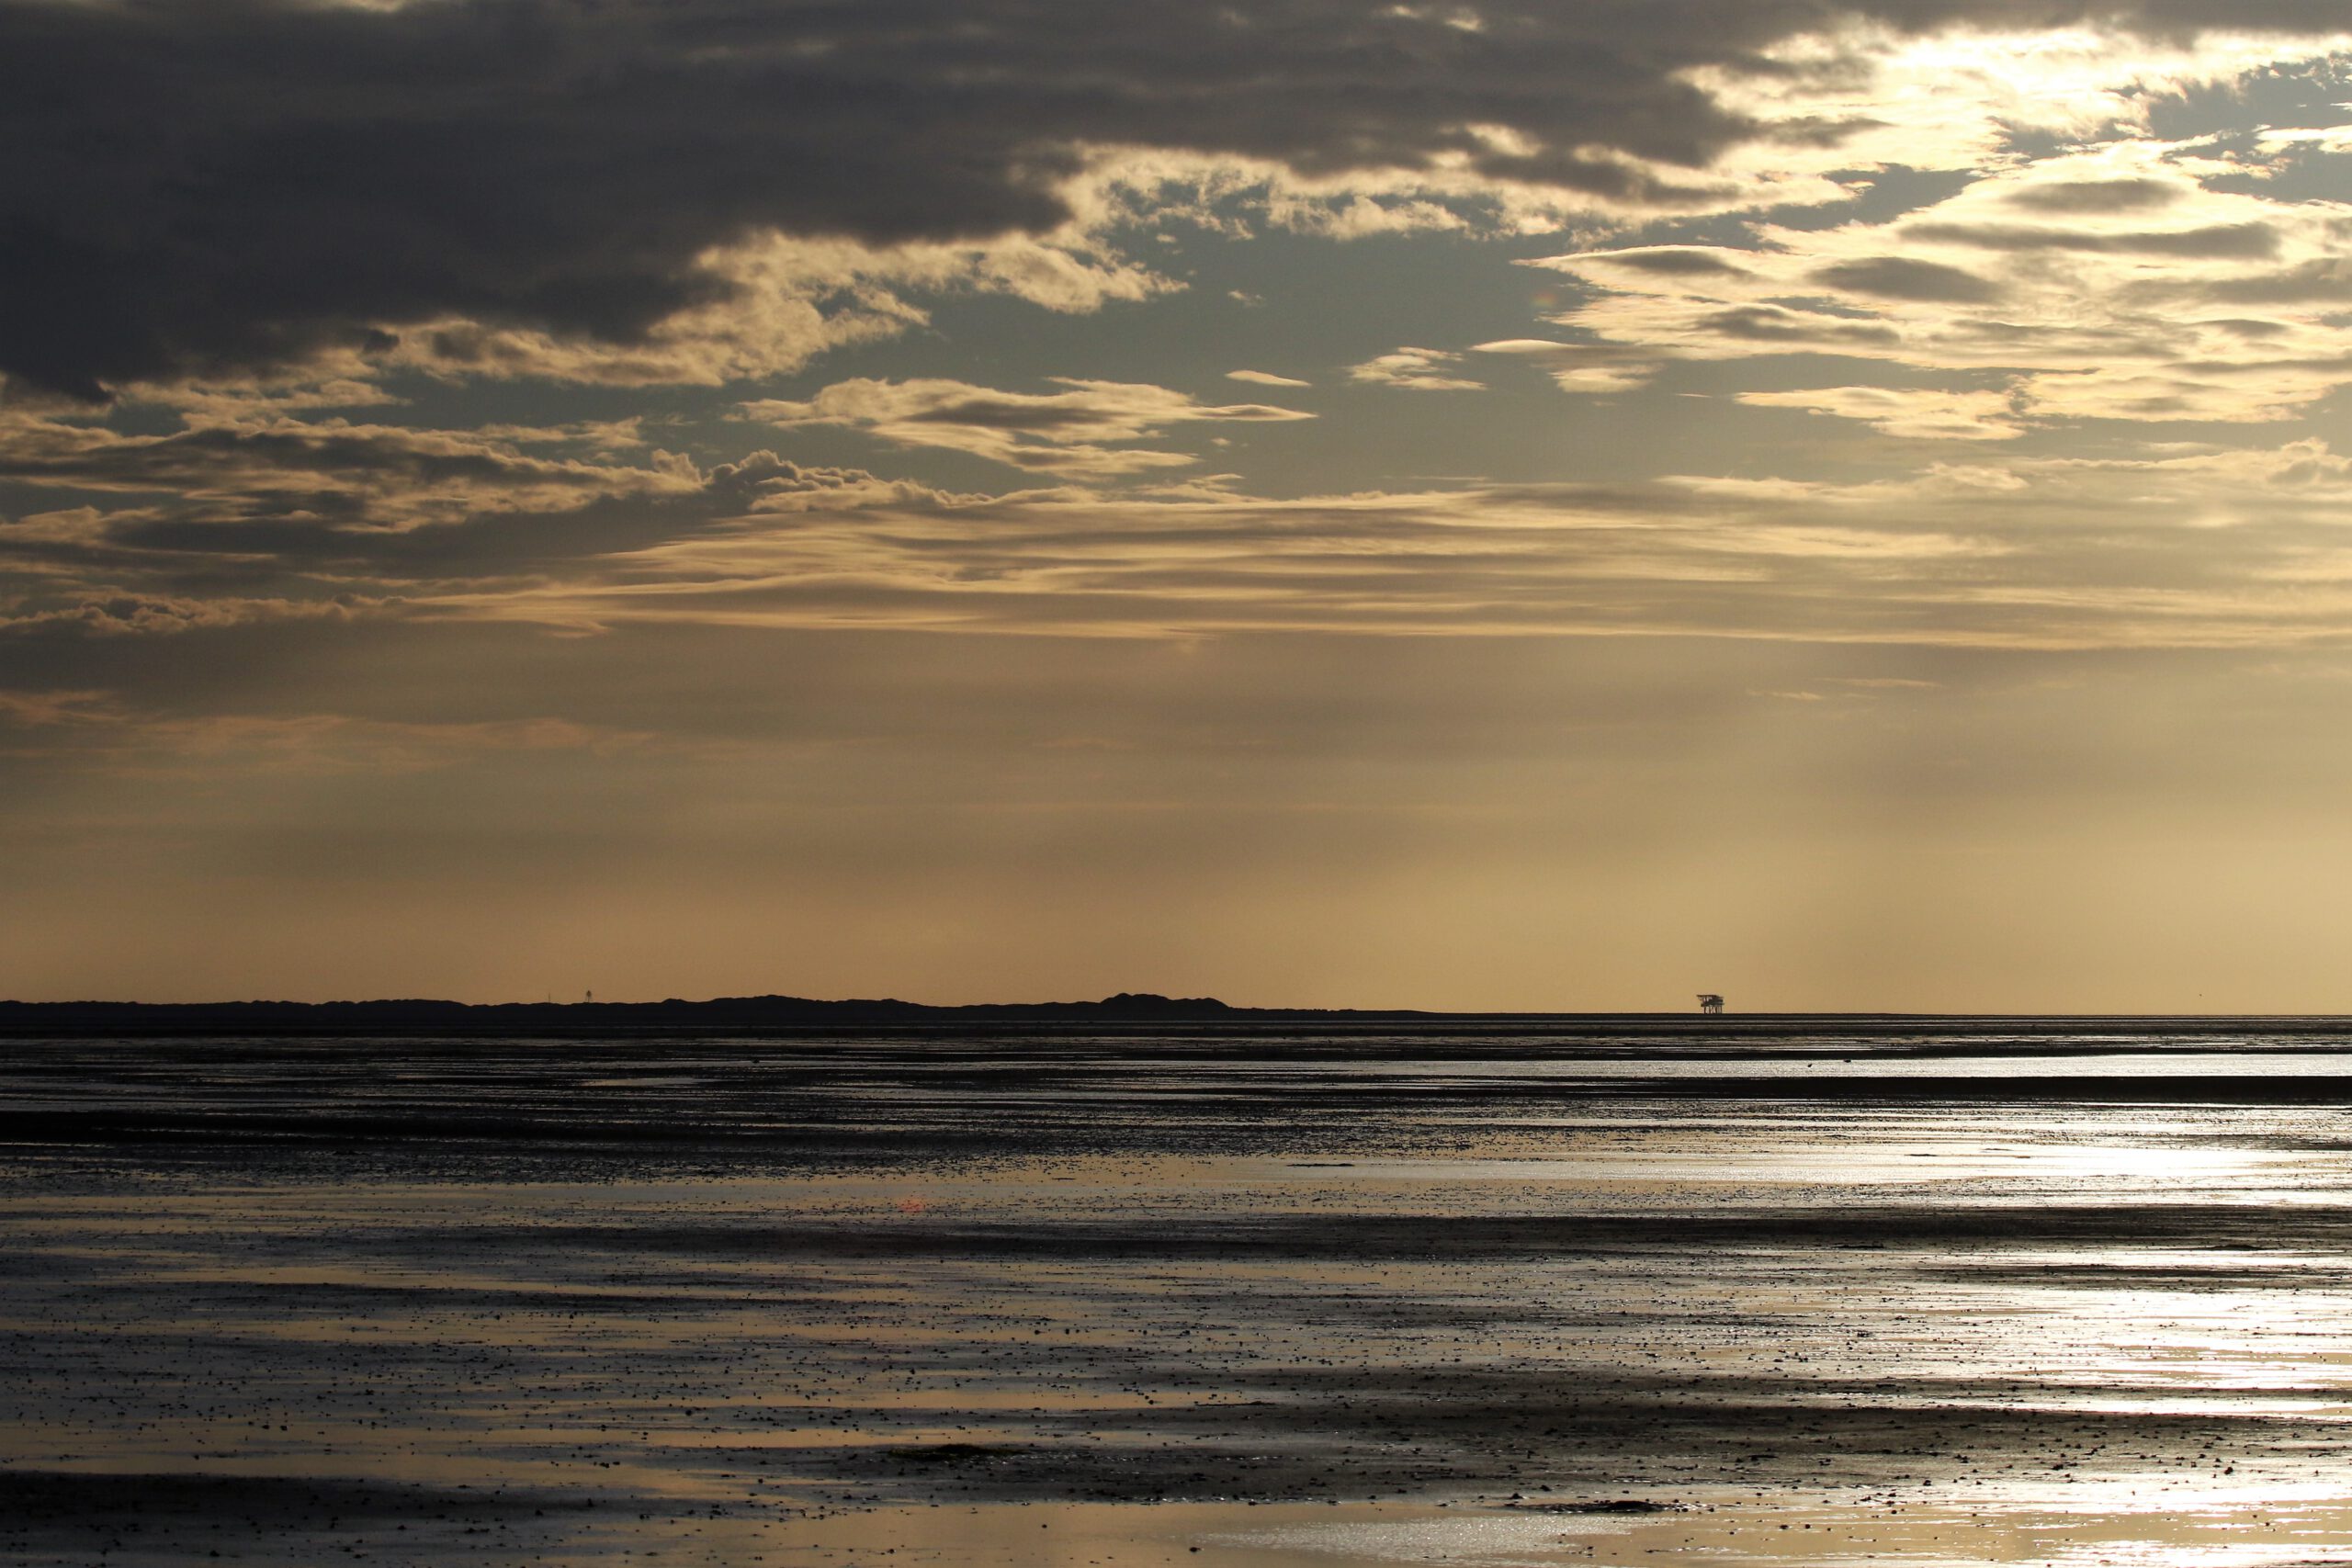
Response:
[[4, 0, 2346, 400], [2192, 258, 2352, 304], [2001, 177, 2182, 213], [1583, 248, 1756, 276], [1692, 305, 1902, 344], [1767, 114, 1894, 149], [1812, 256, 2002, 302], [901, 400, 1125, 434]]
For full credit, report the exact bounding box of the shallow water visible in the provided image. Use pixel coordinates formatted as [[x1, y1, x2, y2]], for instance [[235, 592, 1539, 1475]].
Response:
[[5, 1021, 2352, 1564]]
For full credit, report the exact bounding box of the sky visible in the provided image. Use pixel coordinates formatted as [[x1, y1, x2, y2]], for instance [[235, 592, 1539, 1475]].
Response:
[[8, 1, 2352, 1010]]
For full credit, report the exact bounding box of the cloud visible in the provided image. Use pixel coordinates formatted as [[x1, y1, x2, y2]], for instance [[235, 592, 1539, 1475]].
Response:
[[1349, 349, 1484, 392], [0, 593, 378, 639], [1737, 383, 2025, 440], [1567, 247, 1756, 278], [0, 688, 120, 728], [0, 411, 698, 529], [1687, 17, 2352, 178], [16, 408, 2352, 655], [2186, 258, 2352, 305], [2000, 177, 2184, 214], [11, 7, 2352, 668], [741, 378, 1311, 476], [375, 438, 2352, 653], [1471, 340, 1663, 394], [1809, 256, 2003, 303], [0, 405, 972, 637], [6, 1, 2346, 399], [359, 229, 1175, 391], [1905, 220, 2280, 258], [1521, 137, 2352, 426], [1690, 305, 1902, 347], [0, 701, 655, 773]]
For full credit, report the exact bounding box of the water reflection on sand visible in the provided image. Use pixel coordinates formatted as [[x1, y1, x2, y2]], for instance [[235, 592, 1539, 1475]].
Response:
[[5, 1022, 2352, 1564]]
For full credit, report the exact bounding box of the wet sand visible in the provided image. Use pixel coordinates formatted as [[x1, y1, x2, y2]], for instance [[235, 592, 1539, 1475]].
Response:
[[5, 1021, 2352, 1564]]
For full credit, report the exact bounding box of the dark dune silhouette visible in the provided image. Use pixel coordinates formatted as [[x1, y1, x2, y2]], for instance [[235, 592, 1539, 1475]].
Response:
[[0, 989, 1236, 1035]]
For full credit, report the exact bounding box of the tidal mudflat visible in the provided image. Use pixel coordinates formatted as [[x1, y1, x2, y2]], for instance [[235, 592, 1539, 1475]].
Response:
[[6, 1019, 2352, 1565]]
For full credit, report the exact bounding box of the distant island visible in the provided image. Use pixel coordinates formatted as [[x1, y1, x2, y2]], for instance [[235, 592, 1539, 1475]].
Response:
[[0, 991, 1256, 1035]]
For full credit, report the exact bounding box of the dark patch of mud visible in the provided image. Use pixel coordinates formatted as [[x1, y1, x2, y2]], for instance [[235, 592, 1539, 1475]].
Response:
[[456, 1203, 2352, 1262], [0, 1468, 573, 1522]]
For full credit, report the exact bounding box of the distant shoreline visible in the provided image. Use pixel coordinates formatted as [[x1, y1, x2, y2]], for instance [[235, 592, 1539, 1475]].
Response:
[[2, 993, 2348, 1038]]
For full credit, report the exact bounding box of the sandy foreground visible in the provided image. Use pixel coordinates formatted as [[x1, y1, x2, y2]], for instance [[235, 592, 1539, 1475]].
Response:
[[5, 1021, 2352, 1565]]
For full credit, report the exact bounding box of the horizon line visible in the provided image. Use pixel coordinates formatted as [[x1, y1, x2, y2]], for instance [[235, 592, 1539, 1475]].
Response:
[[3, 993, 2349, 1022]]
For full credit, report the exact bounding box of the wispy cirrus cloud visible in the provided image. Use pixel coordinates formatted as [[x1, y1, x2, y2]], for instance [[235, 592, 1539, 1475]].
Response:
[[1348, 348, 1484, 392], [1469, 339, 1663, 394], [1523, 136, 2352, 429], [0, 408, 948, 635], [740, 378, 1311, 476], [365, 439, 2352, 651], [16, 400, 2352, 652], [0, 412, 700, 527], [0, 694, 655, 775], [1735, 384, 2027, 440]]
